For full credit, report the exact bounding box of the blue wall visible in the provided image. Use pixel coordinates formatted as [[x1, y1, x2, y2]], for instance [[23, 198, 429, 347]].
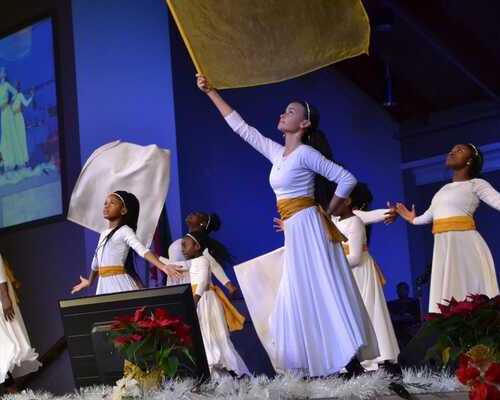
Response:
[[169, 22, 412, 300], [71, 0, 182, 274]]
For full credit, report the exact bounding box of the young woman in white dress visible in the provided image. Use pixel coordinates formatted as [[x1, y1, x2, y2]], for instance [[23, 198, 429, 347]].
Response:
[[196, 75, 379, 377], [0, 67, 18, 172], [397, 144, 500, 313], [167, 212, 239, 297], [71, 191, 182, 295], [332, 183, 400, 371], [0, 254, 41, 387], [178, 230, 249, 377], [11, 81, 34, 169]]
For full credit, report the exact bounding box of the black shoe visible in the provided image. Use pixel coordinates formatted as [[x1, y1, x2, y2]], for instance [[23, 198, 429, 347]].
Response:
[[343, 357, 365, 380], [381, 361, 403, 377]]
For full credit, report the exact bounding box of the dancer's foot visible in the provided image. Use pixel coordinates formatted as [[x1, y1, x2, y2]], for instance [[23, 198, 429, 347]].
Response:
[[381, 361, 403, 377], [343, 357, 365, 380]]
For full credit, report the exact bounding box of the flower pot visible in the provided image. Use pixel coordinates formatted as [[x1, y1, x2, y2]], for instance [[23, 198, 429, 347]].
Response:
[[123, 360, 164, 392]]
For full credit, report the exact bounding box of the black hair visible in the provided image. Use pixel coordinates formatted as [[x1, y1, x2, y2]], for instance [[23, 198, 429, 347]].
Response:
[[102, 191, 142, 285], [192, 211, 232, 264], [185, 230, 210, 253], [397, 281, 409, 290], [294, 100, 337, 210], [465, 144, 484, 178], [350, 182, 374, 211], [200, 212, 221, 234]]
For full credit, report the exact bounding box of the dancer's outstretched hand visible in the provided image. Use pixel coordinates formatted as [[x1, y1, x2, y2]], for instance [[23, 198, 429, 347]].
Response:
[[161, 264, 185, 279], [273, 217, 284, 232], [384, 202, 398, 225], [196, 74, 212, 93], [396, 203, 416, 223], [71, 276, 90, 294]]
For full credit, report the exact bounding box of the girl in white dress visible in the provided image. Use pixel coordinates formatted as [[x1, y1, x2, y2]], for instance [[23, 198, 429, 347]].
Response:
[[178, 231, 249, 377], [71, 191, 182, 295], [167, 212, 239, 297], [196, 75, 379, 377], [0, 67, 18, 172], [397, 144, 500, 313], [0, 254, 41, 386], [333, 183, 400, 370], [11, 81, 34, 168]]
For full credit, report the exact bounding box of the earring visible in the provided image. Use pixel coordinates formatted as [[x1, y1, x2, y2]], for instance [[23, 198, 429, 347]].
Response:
[[467, 161, 472, 165]]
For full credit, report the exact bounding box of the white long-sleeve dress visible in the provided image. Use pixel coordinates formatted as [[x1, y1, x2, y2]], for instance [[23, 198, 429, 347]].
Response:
[[0, 254, 41, 383], [166, 239, 231, 287], [412, 179, 500, 312], [189, 255, 249, 376], [227, 111, 378, 377], [334, 215, 400, 369], [92, 225, 149, 295]]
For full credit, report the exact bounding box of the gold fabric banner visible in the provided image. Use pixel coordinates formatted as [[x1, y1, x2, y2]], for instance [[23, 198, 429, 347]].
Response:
[[167, 0, 370, 89]]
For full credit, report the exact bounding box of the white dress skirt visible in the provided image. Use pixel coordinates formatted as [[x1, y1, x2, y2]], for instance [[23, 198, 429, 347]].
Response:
[[412, 179, 500, 313], [190, 256, 249, 376], [0, 257, 41, 383], [226, 110, 379, 376], [334, 215, 399, 370]]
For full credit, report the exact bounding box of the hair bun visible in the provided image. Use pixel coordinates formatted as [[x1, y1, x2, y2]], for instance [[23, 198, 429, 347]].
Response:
[[206, 213, 221, 233]]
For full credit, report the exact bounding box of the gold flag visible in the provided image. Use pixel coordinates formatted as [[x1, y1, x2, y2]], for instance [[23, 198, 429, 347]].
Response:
[[167, 0, 370, 89]]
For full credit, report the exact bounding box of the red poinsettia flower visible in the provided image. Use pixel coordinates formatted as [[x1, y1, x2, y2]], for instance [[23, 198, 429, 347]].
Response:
[[133, 307, 146, 322], [457, 366, 480, 385], [485, 363, 500, 385], [114, 335, 133, 345], [137, 319, 158, 329], [459, 354, 473, 369], [467, 294, 490, 305], [470, 382, 500, 400], [449, 301, 479, 316], [130, 334, 143, 342], [157, 316, 181, 329], [154, 308, 171, 321], [175, 322, 193, 347]]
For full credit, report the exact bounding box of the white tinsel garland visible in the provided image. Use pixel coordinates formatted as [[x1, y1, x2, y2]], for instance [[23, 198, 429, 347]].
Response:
[[1, 368, 468, 400]]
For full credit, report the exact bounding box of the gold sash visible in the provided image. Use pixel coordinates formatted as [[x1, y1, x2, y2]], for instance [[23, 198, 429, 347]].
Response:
[[192, 284, 245, 332], [342, 243, 386, 286], [98, 265, 126, 277], [432, 216, 475, 234], [277, 196, 346, 243]]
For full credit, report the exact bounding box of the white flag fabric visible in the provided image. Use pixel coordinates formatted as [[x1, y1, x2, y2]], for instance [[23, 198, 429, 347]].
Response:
[[68, 141, 170, 247]]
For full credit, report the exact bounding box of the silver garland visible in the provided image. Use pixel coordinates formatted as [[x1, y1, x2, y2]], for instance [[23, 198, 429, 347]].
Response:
[[1, 368, 467, 400]]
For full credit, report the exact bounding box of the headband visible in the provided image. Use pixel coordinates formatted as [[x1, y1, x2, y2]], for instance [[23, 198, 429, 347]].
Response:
[[304, 101, 311, 122], [186, 233, 200, 247], [468, 143, 479, 157], [111, 192, 126, 206]]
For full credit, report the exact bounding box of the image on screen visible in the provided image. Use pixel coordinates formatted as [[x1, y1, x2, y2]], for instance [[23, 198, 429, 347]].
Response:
[[0, 17, 62, 229]]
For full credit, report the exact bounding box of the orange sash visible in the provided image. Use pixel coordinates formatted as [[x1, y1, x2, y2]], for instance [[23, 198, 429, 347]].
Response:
[[432, 216, 475, 234], [192, 284, 245, 332], [4, 261, 20, 303], [277, 196, 346, 243], [98, 265, 126, 277], [342, 244, 386, 286]]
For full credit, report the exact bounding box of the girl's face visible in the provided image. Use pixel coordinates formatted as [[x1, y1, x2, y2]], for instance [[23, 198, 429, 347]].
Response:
[[185, 212, 207, 232], [181, 236, 201, 259], [103, 194, 126, 221], [446, 144, 473, 171], [277, 102, 310, 134]]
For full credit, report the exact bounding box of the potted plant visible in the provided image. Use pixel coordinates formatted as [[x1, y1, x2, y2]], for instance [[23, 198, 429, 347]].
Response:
[[108, 306, 196, 393]]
